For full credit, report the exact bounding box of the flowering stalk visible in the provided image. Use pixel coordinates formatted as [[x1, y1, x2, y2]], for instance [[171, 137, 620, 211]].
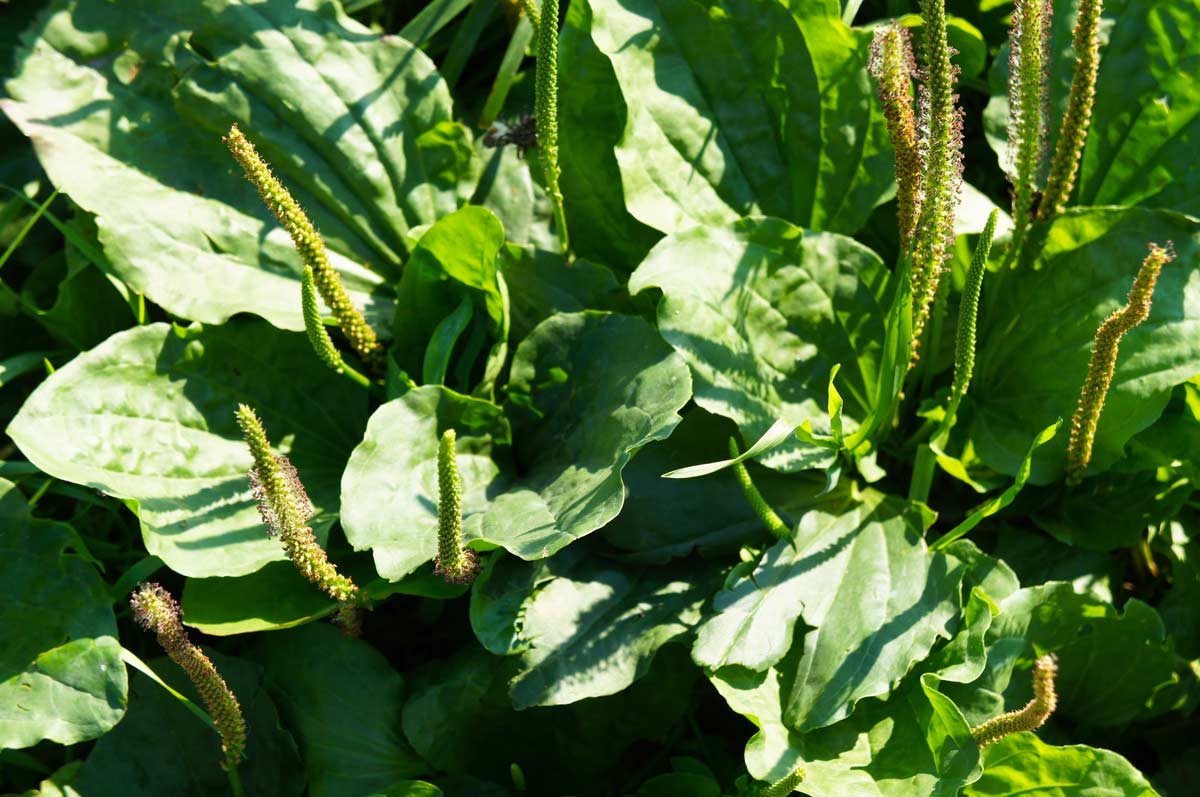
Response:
[[235, 405, 362, 619], [534, 0, 569, 253], [435, 429, 479, 584], [869, 23, 922, 255], [1038, 0, 1104, 221], [758, 766, 806, 797], [910, 0, 964, 364], [951, 209, 998, 402], [517, 0, 540, 28], [224, 125, 384, 371], [729, 438, 790, 541], [1007, 0, 1053, 233], [1066, 243, 1173, 485], [970, 654, 1058, 746], [131, 583, 247, 788], [301, 266, 371, 389]]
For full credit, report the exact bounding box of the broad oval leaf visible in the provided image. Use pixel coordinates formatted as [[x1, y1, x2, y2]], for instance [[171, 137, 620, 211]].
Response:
[[629, 217, 888, 472], [1, 0, 475, 328], [697, 490, 963, 732], [586, 0, 892, 236], [0, 478, 127, 749], [969, 207, 1200, 482], [247, 624, 427, 796], [343, 312, 691, 579], [965, 733, 1160, 797], [7, 320, 367, 577]]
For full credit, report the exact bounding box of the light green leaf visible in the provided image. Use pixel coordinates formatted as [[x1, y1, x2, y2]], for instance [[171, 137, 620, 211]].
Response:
[[2, 0, 475, 328], [699, 490, 963, 732], [965, 733, 1159, 797], [76, 653, 303, 797], [247, 624, 427, 797], [7, 320, 367, 577], [393, 206, 509, 394], [365, 784, 442, 797], [969, 208, 1200, 482], [0, 478, 127, 749], [630, 218, 888, 472], [586, 0, 892, 236], [341, 385, 509, 582], [476, 548, 724, 709]]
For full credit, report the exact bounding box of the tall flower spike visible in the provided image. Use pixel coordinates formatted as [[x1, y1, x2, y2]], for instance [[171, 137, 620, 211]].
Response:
[[1038, 0, 1103, 221], [131, 583, 247, 770], [869, 23, 922, 254], [758, 766, 807, 797], [951, 209, 998, 401], [235, 404, 360, 605], [224, 125, 385, 371], [1007, 0, 1053, 232], [910, 0, 965, 364], [435, 429, 479, 584], [1066, 243, 1173, 485], [535, 0, 568, 253], [970, 654, 1058, 747], [729, 438, 791, 541]]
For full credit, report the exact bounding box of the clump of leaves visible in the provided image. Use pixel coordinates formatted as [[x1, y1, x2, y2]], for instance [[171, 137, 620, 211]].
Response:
[[1, 0, 1197, 794]]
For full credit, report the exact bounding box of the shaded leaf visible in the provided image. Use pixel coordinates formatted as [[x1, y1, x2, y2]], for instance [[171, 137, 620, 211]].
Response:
[[0, 478, 127, 749], [247, 624, 427, 797]]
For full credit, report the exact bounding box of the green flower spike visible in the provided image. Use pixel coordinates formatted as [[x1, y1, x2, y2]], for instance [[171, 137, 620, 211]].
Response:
[[951, 209, 999, 402], [1066, 242, 1173, 485], [970, 654, 1058, 747], [910, 0, 965, 364], [224, 124, 385, 372], [131, 583, 247, 773], [534, 0, 568, 253], [1037, 0, 1103, 221], [434, 428, 480, 585], [758, 766, 807, 797], [869, 23, 922, 255], [728, 437, 790, 542], [301, 266, 371, 389], [235, 404, 361, 610], [1007, 0, 1053, 233], [517, 0, 540, 28]]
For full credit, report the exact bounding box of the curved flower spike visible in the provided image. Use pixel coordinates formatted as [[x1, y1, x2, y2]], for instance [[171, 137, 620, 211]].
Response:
[[910, 0, 965, 364], [224, 125, 384, 371], [1066, 242, 1173, 485], [728, 438, 790, 541], [970, 654, 1058, 746], [951, 209, 999, 401], [869, 23, 922, 254], [1038, 0, 1103, 221], [235, 404, 360, 605], [1007, 0, 1053, 232], [434, 429, 480, 584], [131, 583, 247, 770]]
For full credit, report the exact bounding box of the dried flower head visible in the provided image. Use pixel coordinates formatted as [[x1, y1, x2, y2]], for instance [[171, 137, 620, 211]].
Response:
[[235, 404, 359, 605], [131, 583, 247, 769], [1007, 0, 1053, 231], [869, 23, 922, 254]]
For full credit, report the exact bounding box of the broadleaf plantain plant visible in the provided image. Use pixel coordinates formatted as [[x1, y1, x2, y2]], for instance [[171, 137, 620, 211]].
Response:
[[0, 0, 1197, 794]]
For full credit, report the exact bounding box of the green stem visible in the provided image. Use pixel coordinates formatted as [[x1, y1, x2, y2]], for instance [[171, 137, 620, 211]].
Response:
[[729, 438, 790, 541], [226, 762, 246, 797]]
